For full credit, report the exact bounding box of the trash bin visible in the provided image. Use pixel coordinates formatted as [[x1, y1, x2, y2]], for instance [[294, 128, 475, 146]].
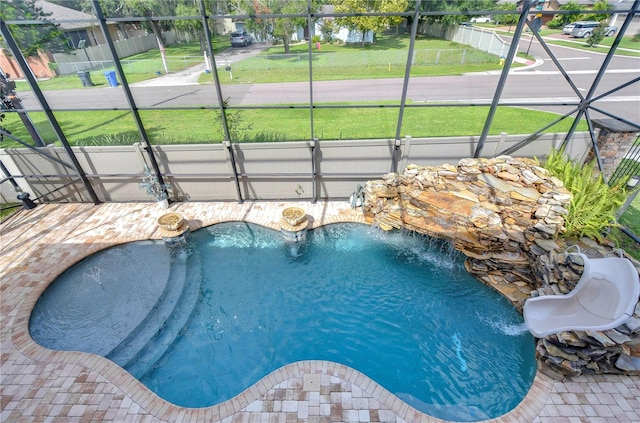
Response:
[[103, 70, 118, 87], [76, 71, 94, 87]]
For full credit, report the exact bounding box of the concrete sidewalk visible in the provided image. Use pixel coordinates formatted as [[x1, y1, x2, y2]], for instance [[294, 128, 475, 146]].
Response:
[[131, 44, 267, 87]]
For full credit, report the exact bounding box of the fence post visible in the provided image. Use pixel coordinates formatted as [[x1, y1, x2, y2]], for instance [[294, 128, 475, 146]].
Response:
[[494, 132, 508, 156], [400, 135, 412, 171]]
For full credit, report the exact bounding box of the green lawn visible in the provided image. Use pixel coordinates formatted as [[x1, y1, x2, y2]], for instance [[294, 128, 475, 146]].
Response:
[[0, 105, 588, 147], [17, 35, 506, 91], [201, 35, 506, 84], [494, 27, 640, 57], [15, 40, 228, 92], [541, 36, 640, 57]]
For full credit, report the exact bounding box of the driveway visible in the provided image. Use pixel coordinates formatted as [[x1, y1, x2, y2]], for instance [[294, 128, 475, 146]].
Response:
[[131, 43, 268, 87]]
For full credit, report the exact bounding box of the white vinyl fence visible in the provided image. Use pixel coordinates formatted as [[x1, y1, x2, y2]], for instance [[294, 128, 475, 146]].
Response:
[[52, 32, 178, 75], [0, 132, 591, 205], [422, 22, 510, 58]]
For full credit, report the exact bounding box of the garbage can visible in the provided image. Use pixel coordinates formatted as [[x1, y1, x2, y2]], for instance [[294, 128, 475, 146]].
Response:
[[103, 70, 118, 87], [76, 71, 94, 87]]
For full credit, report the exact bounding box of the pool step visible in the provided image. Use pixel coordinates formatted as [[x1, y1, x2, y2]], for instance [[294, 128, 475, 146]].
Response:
[[122, 249, 202, 378], [105, 254, 188, 368]]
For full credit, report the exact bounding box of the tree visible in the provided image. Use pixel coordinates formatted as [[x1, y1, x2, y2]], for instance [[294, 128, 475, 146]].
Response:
[[0, 0, 69, 56], [587, 22, 606, 47], [248, 0, 274, 44], [174, 2, 205, 51], [493, 2, 518, 26], [275, 2, 308, 53], [332, 0, 408, 46], [418, 0, 496, 26], [586, 0, 610, 23], [555, 0, 584, 26], [319, 19, 335, 42], [86, 0, 176, 48]]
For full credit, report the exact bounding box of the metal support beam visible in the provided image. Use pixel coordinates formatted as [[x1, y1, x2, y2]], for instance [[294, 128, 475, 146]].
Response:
[[0, 18, 100, 204], [473, 0, 531, 158], [307, 0, 317, 203], [500, 107, 580, 156], [583, 109, 606, 183], [0, 158, 20, 190], [562, 0, 639, 151], [0, 159, 37, 209], [392, 0, 422, 173], [311, 138, 318, 203], [527, 24, 584, 99], [199, 0, 243, 203], [306, 0, 316, 142], [90, 0, 169, 201], [0, 68, 44, 146], [0, 129, 77, 169]]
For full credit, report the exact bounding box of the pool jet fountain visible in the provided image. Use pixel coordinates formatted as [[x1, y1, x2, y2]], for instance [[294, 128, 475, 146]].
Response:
[[280, 207, 308, 242], [157, 212, 191, 250]]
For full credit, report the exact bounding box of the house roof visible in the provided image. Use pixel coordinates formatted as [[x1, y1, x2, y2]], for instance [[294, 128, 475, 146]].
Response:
[[34, 0, 96, 30], [556, 0, 635, 8]]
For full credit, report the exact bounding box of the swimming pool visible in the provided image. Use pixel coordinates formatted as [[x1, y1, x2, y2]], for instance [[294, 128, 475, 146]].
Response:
[[30, 222, 536, 421]]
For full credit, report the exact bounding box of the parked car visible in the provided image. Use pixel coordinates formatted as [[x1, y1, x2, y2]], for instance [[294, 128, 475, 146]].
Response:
[[470, 16, 492, 23], [562, 23, 576, 35], [570, 21, 618, 38], [230, 31, 252, 47]]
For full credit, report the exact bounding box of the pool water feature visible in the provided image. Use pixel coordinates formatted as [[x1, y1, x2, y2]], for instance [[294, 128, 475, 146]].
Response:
[[30, 222, 536, 422]]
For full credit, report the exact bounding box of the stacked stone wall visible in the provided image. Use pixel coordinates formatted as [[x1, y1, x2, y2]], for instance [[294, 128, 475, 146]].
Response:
[[589, 119, 640, 181], [363, 156, 640, 379]]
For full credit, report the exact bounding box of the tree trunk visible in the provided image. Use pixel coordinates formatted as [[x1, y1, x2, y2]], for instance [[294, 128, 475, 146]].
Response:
[[151, 21, 166, 48]]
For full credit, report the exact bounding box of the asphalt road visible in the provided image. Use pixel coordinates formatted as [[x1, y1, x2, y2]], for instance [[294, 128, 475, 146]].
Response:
[[20, 37, 640, 125]]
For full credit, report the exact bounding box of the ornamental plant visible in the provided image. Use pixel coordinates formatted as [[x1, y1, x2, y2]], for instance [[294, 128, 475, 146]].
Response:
[[542, 148, 628, 241], [586, 23, 606, 48], [139, 164, 170, 202]]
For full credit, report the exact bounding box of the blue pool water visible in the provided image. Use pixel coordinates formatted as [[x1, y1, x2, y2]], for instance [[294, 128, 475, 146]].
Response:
[[30, 222, 536, 421]]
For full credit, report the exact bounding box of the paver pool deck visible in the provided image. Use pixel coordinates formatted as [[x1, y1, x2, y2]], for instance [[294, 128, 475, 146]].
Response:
[[1, 201, 638, 423]]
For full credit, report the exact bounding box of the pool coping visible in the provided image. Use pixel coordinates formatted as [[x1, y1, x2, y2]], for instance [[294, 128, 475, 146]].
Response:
[[3, 201, 555, 422]]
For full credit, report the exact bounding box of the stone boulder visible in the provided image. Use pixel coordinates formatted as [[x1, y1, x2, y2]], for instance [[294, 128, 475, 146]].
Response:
[[362, 156, 640, 379]]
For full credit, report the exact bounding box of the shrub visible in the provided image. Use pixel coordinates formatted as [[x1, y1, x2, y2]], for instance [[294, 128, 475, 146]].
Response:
[[546, 19, 563, 30], [319, 20, 335, 42], [542, 148, 628, 241], [586, 23, 606, 47]]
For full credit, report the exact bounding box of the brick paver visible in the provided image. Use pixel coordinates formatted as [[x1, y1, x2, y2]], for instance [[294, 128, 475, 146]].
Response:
[[1, 202, 638, 422]]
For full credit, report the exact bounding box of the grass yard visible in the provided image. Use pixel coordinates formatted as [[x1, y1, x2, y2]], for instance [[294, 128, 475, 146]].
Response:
[[0, 105, 589, 147], [15, 35, 506, 90], [202, 35, 505, 84], [493, 27, 640, 57], [14, 41, 226, 92], [541, 37, 640, 57]]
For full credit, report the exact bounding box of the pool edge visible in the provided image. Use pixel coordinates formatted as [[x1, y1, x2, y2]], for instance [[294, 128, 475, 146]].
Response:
[[6, 201, 551, 423]]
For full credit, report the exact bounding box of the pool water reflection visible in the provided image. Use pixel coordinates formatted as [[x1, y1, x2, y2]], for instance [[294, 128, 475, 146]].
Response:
[[30, 222, 536, 422]]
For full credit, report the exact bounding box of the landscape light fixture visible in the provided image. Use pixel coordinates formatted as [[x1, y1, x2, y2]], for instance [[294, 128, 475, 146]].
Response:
[[17, 191, 37, 210]]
